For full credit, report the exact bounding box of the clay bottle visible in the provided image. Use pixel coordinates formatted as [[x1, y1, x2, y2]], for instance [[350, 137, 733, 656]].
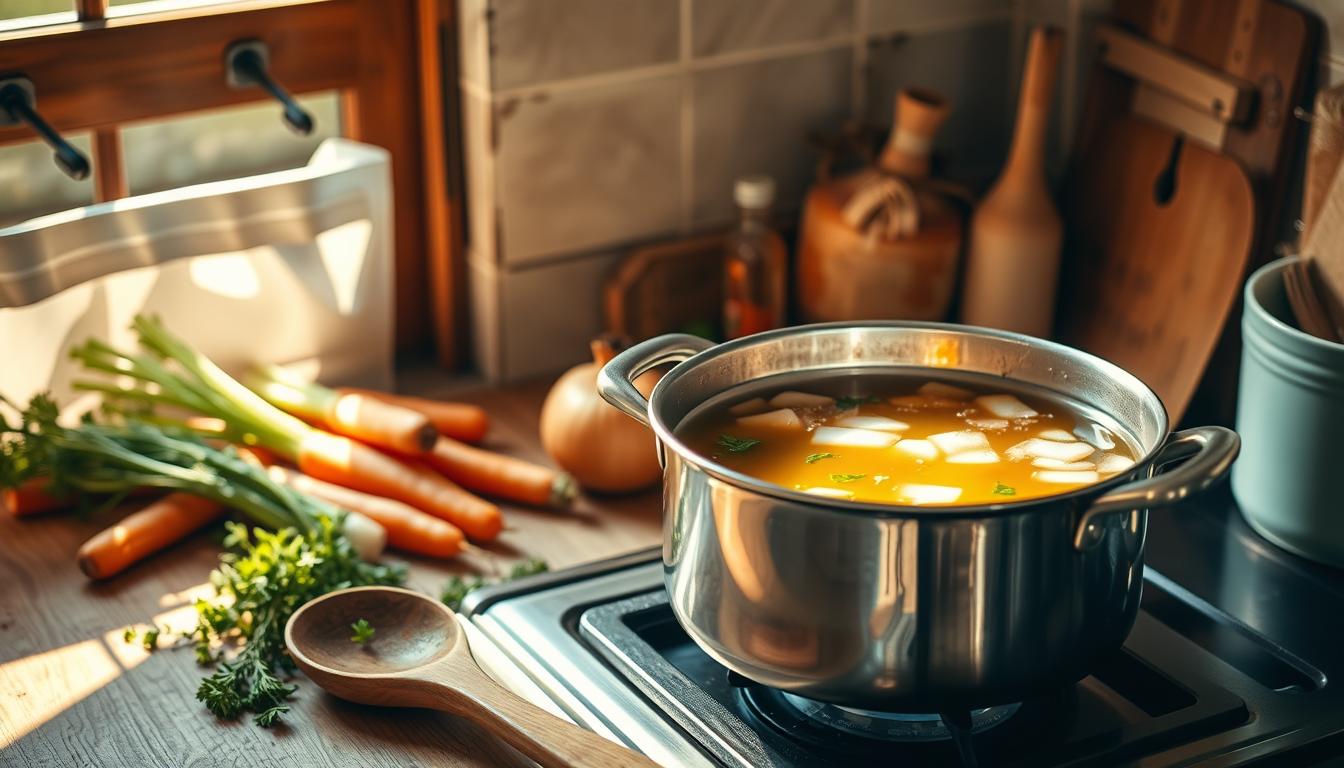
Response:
[[959, 26, 1064, 337]]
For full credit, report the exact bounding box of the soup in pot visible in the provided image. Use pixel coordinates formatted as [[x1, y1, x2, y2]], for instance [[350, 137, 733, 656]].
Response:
[[678, 374, 1138, 505]]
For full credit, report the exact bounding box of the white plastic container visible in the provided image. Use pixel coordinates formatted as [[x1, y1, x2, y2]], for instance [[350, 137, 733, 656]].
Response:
[[0, 138, 394, 413]]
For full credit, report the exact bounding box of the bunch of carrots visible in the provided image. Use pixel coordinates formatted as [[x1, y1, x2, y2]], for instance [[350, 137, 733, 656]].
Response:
[[2, 314, 577, 579]]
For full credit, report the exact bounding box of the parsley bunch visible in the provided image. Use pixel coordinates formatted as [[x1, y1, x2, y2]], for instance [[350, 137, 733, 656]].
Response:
[[193, 520, 403, 726]]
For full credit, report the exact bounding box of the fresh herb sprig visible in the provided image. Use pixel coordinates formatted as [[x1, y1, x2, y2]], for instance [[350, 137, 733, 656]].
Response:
[[830, 473, 866, 483], [716, 434, 761, 454], [350, 619, 376, 645], [442, 558, 548, 612], [193, 521, 402, 726]]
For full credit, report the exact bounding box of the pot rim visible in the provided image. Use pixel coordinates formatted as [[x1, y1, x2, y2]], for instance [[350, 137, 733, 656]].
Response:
[[646, 320, 1172, 518]]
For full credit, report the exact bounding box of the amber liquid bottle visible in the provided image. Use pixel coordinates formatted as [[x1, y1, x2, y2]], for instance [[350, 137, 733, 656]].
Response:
[[723, 176, 788, 339]]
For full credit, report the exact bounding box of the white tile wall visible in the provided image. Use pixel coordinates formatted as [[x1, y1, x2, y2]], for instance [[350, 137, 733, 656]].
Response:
[[494, 76, 682, 264], [691, 47, 853, 225], [866, 22, 1014, 184], [457, 0, 492, 90], [456, 0, 1125, 381], [460, 89, 498, 264], [692, 0, 854, 58], [467, 256, 503, 379], [489, 0, 680, 89], [500, 251, 626, 378]]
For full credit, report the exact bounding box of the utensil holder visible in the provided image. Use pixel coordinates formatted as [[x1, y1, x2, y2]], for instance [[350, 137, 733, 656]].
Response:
[[1234, 256, 1344, 567]]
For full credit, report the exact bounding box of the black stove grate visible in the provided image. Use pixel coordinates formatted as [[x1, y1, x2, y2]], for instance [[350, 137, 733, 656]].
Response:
[[578, 591, 1249, 768]]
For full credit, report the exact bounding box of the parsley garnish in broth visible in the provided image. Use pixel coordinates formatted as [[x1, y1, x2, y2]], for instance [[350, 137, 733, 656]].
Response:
[[830, 473, 866, 483], [717, 434, 761, 453]]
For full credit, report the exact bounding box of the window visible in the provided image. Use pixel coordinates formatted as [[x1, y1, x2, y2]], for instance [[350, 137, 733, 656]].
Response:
[[0, 0, 461, 363]]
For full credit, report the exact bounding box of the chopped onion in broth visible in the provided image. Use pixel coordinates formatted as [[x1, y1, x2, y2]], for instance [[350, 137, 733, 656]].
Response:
[[681, 375, 1137, 505]]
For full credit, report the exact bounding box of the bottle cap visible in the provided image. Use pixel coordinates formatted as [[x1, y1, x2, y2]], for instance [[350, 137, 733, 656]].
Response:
[[734, 175, 776, 209]]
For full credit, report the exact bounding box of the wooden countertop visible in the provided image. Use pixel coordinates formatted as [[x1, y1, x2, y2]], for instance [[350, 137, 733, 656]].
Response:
[[0, 379, 663, 767]]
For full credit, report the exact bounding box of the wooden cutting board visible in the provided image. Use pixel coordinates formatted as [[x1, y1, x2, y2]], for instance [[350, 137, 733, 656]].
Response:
[[604, 233, 725, 342], [1056, 0, 1312, 423], [1058, 117, 1254, 417]]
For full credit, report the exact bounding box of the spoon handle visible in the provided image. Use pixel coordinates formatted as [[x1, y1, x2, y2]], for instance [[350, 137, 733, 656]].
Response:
[[436, 666, 662, 768]]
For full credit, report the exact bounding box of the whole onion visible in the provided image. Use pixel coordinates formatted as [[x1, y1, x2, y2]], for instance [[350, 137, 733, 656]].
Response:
[[539, 338, 662, 494]]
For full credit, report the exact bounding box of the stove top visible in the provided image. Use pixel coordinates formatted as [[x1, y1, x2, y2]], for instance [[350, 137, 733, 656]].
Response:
[[462, 488, 1344, 767]]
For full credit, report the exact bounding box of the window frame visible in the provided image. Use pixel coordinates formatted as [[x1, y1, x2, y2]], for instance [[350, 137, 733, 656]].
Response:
[[0, 0, 462, 364]]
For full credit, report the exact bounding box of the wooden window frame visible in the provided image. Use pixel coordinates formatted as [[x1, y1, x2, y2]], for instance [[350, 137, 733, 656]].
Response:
[[0, 0, 463, 366]]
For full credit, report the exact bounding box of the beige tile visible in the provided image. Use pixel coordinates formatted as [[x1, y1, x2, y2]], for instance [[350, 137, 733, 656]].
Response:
[[500, 251, 626, 380], [692, 0, 854, 58], [460, 88, 497, 259], [866, 22, 1013, 184], [494, 75, 682, 264], [490, 0, 679, 90], [467, 255, 503, 381], [867, 0, 1012, 33], [457, 0, 491, 89], [691, 47, 852, 225]]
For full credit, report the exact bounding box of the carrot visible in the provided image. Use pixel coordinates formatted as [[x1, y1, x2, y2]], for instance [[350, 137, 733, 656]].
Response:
[[266, 465, 465, 558], [3, 478, 71, 516], [296, 431, 502, 541], [77, 493, 224, 580], [422, 436, 577, 509], [327, 391, 438, 454], [247, 366, 438, 455], [340, 388, 490, 444]]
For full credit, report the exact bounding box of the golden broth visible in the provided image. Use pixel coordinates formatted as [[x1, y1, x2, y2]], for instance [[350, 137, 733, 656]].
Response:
[[678, 375, 1137, 506]]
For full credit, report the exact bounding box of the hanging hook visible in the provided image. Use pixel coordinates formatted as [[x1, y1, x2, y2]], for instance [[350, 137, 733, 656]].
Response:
[[0, 77, 90, 181], [225, 40, 315, 136]]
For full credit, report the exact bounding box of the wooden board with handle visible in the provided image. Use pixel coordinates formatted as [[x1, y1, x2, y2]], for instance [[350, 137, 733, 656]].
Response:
[[1057, 0, 1313, 422], [604, 233, 725, 343], [1058, 117, 1254, 416]]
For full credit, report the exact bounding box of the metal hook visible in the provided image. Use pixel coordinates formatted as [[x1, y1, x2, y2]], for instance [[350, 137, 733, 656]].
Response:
[[225, 40, 314, 136], [0, 77, 90, 181]]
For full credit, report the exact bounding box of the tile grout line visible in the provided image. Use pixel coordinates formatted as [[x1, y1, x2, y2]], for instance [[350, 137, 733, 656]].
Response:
[[482, 11, 1017, 102], [680, 0, 694, 234]]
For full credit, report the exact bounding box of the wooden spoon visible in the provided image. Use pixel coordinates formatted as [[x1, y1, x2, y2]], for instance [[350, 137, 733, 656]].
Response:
[[285, 586, 661, 768], [1284, 259, 1340, 342]]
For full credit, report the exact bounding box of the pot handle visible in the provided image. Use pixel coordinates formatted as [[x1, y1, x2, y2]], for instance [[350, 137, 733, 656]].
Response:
[[1073, 426, 1240, 550], [598, 333, 717, 426]]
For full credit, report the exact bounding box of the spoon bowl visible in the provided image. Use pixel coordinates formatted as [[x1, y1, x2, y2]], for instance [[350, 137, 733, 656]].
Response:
[[285, 586, 660, 768], [288, 587, 458, 678]]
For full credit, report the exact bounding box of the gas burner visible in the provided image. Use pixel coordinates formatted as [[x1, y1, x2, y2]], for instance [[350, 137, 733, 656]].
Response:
[[461, 528, 1344, 768], [766, 692, 1020, 742]]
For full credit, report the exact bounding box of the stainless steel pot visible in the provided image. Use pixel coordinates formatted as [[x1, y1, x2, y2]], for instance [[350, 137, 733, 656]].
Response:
[[598, 322, 1239, 712]]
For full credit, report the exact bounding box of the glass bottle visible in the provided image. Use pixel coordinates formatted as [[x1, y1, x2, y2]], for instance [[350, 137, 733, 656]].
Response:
[[723, 175, 787, 339]]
